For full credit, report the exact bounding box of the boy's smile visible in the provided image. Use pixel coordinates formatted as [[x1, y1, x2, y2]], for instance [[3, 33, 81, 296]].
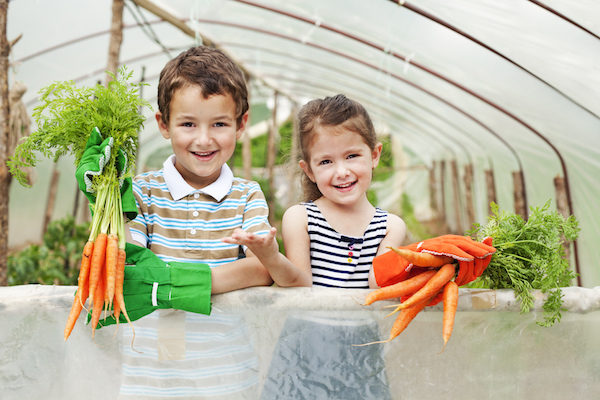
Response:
[[156, 85, 248, 189]]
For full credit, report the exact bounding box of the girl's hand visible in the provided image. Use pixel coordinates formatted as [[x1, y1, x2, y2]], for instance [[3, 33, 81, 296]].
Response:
[[222, 227, 280, 262]]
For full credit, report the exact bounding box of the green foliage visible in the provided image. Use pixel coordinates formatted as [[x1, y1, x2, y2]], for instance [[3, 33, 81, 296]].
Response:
[[231, 119, 294, 168], [400, 193, 434, 241], [468, 200, 580, 327], [373, 135, 394, 183], [8, 217, 91, 285], [8, 66, 150, 187]]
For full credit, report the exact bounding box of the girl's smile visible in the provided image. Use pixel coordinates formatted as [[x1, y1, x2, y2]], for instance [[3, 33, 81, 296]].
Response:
[[300, 126, 382, 208]]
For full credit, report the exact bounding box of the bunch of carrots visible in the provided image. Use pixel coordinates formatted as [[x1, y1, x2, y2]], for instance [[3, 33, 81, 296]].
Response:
[[361, 248, 460, 352], [64, 183, 132, 341], [7, 67, 148, 342]]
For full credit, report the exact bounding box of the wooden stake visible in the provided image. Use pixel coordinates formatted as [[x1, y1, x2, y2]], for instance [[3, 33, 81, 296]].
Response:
[[484, 169, 497, 214], [512, 170, 527, 221], [42, 165, 60, 236], [463, 164, 475, 229], [450, 160, 462, 234]]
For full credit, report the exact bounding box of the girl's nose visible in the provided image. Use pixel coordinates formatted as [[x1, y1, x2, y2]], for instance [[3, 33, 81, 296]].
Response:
[[336, 162, 350, 177]]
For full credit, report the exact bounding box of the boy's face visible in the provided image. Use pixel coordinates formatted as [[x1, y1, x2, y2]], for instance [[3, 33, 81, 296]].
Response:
[[156, 85, 248, 189]]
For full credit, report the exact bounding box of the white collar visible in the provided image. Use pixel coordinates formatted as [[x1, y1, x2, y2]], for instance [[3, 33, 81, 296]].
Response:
[[162, 154, 233, 202]]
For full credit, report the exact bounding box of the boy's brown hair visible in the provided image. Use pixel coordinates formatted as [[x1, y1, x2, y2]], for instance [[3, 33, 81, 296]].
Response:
[[157, 46, 249, 127]]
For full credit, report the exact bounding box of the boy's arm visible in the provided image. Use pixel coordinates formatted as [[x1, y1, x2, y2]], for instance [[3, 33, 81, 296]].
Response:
[[210, 253, 273, 294], [368, 213, 407, 288]]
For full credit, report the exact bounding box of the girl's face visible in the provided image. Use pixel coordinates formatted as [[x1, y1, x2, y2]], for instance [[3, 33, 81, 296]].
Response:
[[300, 126, 382, 207], [156, 85, 247, 189]]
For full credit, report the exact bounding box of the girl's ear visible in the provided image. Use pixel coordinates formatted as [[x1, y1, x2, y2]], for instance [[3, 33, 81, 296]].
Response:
[[156, 112, 170, 139], [299, 160, 315, 183], [236, 111, 249, 140], [371, 142, 383, 169]]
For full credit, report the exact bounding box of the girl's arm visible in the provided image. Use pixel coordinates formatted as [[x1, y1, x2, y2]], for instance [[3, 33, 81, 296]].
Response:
[[221, 205, 313, 287], [368, 213, 407, 288]]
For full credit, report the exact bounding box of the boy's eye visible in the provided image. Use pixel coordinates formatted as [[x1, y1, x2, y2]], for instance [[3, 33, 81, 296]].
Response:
[[319, 160, 331, 165], [214, 122, 227, 127], [182, 122, 194, 127], [347, 154, 359, 159]]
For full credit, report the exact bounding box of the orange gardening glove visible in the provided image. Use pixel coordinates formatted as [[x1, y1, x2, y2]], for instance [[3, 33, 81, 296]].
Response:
[[417, 235, 495, 286], [372, 242, 418, 287], [452, 236, 495, 286]]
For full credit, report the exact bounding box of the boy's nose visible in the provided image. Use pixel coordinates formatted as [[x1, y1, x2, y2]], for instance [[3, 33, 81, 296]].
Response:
[[194, 129, 212, 146]]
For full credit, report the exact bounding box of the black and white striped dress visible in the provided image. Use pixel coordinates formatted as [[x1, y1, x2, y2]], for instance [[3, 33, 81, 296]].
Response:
[[303, 201, 388, 288]]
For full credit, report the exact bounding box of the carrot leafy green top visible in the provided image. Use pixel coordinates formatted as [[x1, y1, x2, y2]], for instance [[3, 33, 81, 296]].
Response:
[[468, 200, 580, 327], [8, 66, 150, 186]]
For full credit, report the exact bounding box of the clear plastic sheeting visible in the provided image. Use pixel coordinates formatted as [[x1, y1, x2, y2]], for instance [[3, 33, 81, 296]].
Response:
[[2, 285, 600, 399], [7, 1, 600, 287]]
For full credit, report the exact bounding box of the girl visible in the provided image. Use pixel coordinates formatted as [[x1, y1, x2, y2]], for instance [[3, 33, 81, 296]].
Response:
[[223, 93, 406, 289], [223, 94, 405, 399]]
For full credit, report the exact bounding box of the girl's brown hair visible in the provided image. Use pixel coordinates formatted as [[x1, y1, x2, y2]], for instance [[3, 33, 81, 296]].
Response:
[[157, 46, 249, 128], [296, 94, 378, 202]]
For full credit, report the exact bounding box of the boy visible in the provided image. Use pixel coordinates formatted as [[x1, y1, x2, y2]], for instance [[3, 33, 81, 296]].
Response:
[[126, 46, 273, 293], [109, 46, 272, 398]]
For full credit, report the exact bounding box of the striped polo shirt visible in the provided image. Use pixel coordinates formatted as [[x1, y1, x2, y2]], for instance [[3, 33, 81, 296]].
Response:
[[120, 155, 270, 399], [128, 155, 271, 265], [303, 201, 388, 289]]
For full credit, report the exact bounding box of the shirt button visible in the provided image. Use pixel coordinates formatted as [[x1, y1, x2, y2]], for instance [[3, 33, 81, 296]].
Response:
[[347, 258, 353, 263], [190, 229, 196, 235], [193, 211, 199, 217], [194, 193, 199, 199]]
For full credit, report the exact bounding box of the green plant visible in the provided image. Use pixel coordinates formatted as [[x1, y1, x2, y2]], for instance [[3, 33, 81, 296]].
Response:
[[8, 216, 90, 285], [400, 193, 434, 241], [468, 200, 579, 327]]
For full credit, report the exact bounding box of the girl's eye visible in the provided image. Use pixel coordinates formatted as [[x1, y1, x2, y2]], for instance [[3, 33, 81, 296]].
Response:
[[319, 160, 331, 165], [182, 122, 194, 128], [214, 122, 227, 127], [348, 154, 359, 159]]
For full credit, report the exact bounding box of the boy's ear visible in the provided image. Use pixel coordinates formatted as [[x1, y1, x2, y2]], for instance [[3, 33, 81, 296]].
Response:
[[371, 142, 383, 169], [236, 111, 249, 140], [156, 111, 170, 139], [299, 160, 315, 183]]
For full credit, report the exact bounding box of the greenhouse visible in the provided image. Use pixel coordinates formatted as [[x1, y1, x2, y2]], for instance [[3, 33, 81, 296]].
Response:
[[1, 1, 600, 399]]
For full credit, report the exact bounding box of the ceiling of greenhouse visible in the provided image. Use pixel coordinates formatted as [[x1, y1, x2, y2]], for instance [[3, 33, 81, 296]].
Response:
[[7, 0, 600, 286]]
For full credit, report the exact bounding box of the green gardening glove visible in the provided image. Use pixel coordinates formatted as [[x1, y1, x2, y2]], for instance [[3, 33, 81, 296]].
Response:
[[94, 243, 212, 328], [75, 127, 138, 221]]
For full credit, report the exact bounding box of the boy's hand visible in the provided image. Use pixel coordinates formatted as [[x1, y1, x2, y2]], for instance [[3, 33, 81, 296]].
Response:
[[91, 243, 212, 328], [222, 227, 280, 264], [75, 127, 137, 220]]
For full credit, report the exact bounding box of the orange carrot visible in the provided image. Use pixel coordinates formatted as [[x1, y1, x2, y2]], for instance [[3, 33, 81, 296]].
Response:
[[64, 241, 95, 341], [387, 297, 430, 342], [354, 297, 431, 346], [64, 291, 83, 341], [365, 269, 437, 305], [112, 248, 126, 325], [76, 240, 94, 308], [393, 263, 456, 311], [88, 232, 108, 307], [113, 248, 138, 351], [90, 272, 106, 339], [440, 281, 459, 353], [388, 247, 454, 267], [105, 234, 119, 309]]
